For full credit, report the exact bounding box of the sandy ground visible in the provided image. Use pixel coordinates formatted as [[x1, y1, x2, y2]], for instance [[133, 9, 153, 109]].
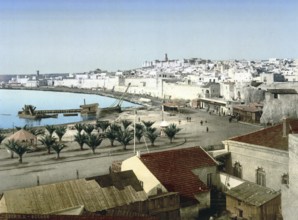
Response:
[[0, 106, 262, 193]]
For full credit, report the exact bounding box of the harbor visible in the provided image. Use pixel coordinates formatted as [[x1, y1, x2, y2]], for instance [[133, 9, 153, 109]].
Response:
[[0, 89, 140, 129]]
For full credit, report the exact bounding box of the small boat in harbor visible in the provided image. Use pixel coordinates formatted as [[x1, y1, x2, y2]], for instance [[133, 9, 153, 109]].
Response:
[[18, 105, 58, 120], [63, 113, 79, 117]]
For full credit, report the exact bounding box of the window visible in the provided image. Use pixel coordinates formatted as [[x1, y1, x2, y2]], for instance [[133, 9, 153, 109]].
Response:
[[274, 93, 278, 99], [233, 162, 242, 178], [207, 173, 212, 187], [281, 173, 289, 185], [256, 167, 266, 186]]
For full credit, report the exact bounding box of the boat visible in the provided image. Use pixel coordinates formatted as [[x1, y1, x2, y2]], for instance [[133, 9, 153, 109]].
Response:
[[18, 112, 58, 119], [63, 113, 79, 117], [18, 105, 58, 120]]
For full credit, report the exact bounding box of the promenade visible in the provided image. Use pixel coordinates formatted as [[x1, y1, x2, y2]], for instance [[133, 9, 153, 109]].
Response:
[[0, 106, 262, 193]]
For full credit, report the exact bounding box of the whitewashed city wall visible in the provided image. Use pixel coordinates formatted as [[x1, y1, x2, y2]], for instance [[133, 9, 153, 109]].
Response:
[[162, 82, 200, 100], [124, 77, 157, 88], [115, 80, 201, 100], [53, 77, 119, 90], [224, 140, 288, 191]]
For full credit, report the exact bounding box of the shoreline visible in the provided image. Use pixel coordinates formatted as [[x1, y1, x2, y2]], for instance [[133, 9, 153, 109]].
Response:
[[0, 86, 163, 107], [0, 86, 162, 132]]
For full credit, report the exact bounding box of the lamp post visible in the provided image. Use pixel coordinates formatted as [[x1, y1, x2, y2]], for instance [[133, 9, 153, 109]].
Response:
[[133, 110, 136, 154]]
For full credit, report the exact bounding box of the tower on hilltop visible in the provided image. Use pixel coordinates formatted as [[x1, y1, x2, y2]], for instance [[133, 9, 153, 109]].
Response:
[[164, 53, 168, 62]]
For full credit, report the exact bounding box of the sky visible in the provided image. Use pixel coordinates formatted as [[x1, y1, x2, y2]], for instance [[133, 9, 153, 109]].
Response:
[[0, 0, 297, 75]]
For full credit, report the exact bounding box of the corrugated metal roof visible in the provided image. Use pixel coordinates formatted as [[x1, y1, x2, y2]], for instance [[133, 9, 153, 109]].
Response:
[[86, 170, 143, 192], [225, 182, 280, 207], [2, 178, 147, 214], [0, 213, 158, 220]]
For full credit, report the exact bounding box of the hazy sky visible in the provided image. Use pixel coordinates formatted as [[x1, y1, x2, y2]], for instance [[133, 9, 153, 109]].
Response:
[[0, 0, 297, 75]]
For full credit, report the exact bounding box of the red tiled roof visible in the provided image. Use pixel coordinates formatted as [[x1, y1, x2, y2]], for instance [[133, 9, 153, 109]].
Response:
[[230, 119, 298, 151], [140, 147, 217, 203]]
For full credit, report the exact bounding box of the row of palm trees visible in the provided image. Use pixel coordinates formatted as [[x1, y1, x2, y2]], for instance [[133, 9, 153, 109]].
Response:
[[0, 120, 182, 163]]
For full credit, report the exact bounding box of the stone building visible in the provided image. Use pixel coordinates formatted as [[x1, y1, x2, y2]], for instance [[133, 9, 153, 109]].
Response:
[[117, 147, 218, 219], [260, 88, 298, 124], [222, 119, 298, 191]]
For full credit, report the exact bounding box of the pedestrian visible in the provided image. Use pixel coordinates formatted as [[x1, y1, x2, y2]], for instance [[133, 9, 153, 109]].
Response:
[[178, 119, 181, 125], [205, 120, 207, 123], [189, 117, 191, 122], [206, 127, 209, 132], [200, 120, 203, 126]]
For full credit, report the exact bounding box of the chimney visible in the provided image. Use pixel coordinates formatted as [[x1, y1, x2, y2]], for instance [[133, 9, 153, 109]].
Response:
[[282, 117, 287, 138]]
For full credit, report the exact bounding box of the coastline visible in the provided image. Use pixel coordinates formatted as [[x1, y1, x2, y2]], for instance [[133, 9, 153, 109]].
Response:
[[0, 86, 162, 132], [0, 86, 163, 107]]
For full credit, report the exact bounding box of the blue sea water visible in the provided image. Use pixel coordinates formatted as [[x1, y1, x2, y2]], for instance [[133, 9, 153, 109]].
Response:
[[0, 89, 138, 129]]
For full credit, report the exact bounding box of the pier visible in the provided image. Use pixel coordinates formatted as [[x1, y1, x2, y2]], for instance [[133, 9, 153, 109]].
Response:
[[35, 109, 81, 114]]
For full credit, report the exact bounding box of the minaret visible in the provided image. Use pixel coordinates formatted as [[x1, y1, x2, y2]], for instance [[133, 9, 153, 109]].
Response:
[[165, 53, 168, 62]]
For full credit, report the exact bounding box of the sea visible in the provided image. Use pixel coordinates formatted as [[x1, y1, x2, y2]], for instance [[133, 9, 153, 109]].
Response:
[[0, 89, 139, 129]]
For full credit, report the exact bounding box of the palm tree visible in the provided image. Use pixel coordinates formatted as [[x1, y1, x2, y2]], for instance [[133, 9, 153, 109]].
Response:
[[4, 139, 17, 158], [105, 128, 117, 147], [5, 140, 28, 163], [116, 128, 133, 150], [84, 124, 94, 135], [74, 132, 88, 150], [28, 128, 45, 136], [55, 126, 67, 142], [45, 125, 56, 137], [121, 120, 132, 129], [85, 134, 103, 154], [135, 123, 144, 143], [51, 142, 65, 159], [40, 135, 56, 154], [75, 123, 85, 134], [0, 133, 6, 145], [15, 125, 28, 131], [96, 120, 110, 132], [145, 127, 159, 146], [104, 123, 121, 147], [142, 120, 155, 129], [163, 123, 182, 143]]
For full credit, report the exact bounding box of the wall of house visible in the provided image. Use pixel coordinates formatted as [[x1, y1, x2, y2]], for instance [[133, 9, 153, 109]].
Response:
[[226, 195, 261, 220], [192, 166, 217, 187], [147, 193, 181, 220], [194, 191, 210, 209], [261, 93, 298, 124], [260, 195, 281, 220], [282, 134, 298, 220], [224, 140, 288, 191], [121, 156, 168, 197], [220, 83, 235, 100], [180, 204, 200, 220], [215, 172, 244, 192]]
